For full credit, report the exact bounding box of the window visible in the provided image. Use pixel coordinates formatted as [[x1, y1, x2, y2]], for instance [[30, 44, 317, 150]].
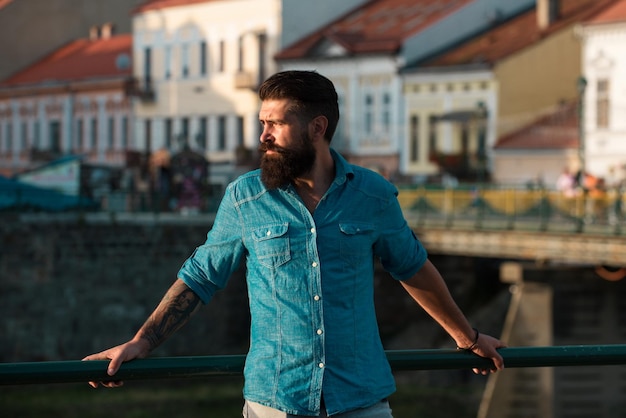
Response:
[[181, 44, 189, 78], [410, 115, 419, 163], [197, 116, 208, 149], [107, 117, 115, 150], [50, 120, 61, 153], [144, 119, 152, 154], [218, 40, 225, 72], [5, 123, 11, 153], [217, 115, 227, 150], [33, 121, 40, 149], [236, 116, 244, 147], [143, 47, 152, 86], [382, 93, 391, 132], [596, 78, 609, 129], [364, 94, 374, 135], [165, 118, 173, 148], [21, 122, 28, 151], [76, 119, 83, 151], [90, 118, 98, 150], [428, 115, 438, 158], [258, 33, 267, 85], [164, 45, 172, 79], [121, 117, 128, 149], [200, 41, 207, 75]]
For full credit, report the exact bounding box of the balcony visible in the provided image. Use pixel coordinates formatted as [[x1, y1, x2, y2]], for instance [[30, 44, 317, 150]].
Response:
[[233, 71, 257, 90], [124, 77, 156, 103]]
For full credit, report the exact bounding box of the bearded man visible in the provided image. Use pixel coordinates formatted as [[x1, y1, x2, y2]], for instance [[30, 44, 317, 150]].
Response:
[[84, 70, 505, 418]]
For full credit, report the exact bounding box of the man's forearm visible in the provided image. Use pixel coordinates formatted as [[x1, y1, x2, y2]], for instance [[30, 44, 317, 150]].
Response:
[[136, 279, 202, 352], [400, 259, 475, 347]]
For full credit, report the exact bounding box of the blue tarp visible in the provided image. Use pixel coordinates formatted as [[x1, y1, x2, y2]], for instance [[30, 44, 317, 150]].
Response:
[[0, 176, 97, 212]]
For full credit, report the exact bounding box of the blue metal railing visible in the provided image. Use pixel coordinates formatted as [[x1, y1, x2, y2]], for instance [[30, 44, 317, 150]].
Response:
[[2, 345, 626, 386]]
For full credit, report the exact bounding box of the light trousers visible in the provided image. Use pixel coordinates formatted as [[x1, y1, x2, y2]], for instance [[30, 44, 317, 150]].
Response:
[[243, 399, 393, 418]]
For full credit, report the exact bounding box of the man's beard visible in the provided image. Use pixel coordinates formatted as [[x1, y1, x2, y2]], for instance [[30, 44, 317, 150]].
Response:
[[259, 132, 316, 189]]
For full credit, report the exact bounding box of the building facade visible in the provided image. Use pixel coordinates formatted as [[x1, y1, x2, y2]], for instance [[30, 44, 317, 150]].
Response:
[[129, 0, 282, 187], [276, 0, 479, 179], [406, 0, 614, 185], [578, 0, 626, 184], [0, 28, 133, 177]]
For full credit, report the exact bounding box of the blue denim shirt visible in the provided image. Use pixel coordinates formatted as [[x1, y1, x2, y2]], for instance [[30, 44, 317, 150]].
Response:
[[178, 149, 427, 416]]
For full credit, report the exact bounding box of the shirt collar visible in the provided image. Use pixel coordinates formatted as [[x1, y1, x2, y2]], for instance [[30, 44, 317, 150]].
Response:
[[277, 148, 354, 194], [330, 148, 354, 186]]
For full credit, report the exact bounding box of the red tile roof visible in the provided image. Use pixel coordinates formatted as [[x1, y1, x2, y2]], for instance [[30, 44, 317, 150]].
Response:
[[494, 100, 578, 150], [275, 0, 472, 59], [132, 0, 216, 14], [0, 34, 132, 87], [0, 0, 13, 10], [586, 0, 626, 24], [418, 0, 615, 68]]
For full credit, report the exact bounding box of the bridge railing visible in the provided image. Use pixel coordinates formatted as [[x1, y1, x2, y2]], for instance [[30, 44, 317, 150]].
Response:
[[3, 182, 625, 235], [397, 185, 626, 235], [2, 345, 626, 385]]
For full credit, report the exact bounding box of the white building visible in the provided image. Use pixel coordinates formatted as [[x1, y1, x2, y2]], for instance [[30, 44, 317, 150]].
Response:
[[276, 0, 478, 178], [275, 0, 536, 181], [578, 0, 626, 185], [129, 0, 282, 187], [0, 27, 133, 177]]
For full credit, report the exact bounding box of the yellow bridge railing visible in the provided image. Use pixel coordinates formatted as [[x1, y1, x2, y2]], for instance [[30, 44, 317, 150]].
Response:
[[397, 185, 625, 234]]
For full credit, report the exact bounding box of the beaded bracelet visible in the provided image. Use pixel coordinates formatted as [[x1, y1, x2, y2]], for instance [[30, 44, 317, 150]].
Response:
[[457, 328, 479, 351]]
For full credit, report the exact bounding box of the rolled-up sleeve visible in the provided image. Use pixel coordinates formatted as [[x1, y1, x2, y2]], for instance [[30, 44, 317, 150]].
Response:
[[374, 187, 427, 281], [177, 186, 246, 304]]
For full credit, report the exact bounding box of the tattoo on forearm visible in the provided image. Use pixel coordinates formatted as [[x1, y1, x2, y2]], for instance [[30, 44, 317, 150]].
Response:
[[142, 285, 200, 351]]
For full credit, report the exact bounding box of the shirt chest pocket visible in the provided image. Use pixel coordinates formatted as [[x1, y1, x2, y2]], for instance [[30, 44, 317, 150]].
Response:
[[252, 223, 291, 268], [339, 222, 375, 265]]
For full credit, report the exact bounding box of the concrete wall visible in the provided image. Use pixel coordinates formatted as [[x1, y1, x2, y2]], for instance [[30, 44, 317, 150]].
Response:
[[0, 217, 507, 363], [0, 219, 252, 362]]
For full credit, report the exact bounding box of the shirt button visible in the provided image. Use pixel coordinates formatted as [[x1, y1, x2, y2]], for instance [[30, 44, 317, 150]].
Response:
[[316, 329, 323, 335], [266, 230, 271, 236], [312, 262, 318, 268], [313, 295, 320, 301], [318, 362, 325, 368], [310, 227, 316, 234]]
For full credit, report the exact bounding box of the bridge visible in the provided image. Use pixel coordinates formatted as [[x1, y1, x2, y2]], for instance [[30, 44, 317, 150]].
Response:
[[395, 185, 626, 417], [397, 185, 626, 271]]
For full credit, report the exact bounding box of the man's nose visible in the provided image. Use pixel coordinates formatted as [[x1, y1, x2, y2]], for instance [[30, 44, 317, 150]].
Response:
[[260, 129, 273, 143]]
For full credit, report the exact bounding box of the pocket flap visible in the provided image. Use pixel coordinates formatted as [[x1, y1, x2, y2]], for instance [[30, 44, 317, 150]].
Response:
[[252, 223, 289, 241], [339, 222, 375, 235]]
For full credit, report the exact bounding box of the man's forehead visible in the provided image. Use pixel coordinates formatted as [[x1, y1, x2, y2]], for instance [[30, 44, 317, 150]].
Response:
[[259, 99, 294, 119]]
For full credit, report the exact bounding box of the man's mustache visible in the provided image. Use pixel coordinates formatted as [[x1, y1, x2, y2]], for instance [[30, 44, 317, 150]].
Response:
[[258, 142, 287, 154]]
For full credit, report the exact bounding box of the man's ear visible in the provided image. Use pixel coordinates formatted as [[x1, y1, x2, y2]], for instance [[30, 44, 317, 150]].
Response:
[[309, 115, 328, 141]]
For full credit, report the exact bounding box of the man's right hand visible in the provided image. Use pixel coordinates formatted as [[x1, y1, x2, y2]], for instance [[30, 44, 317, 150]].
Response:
[[82, 338, 150, 388]]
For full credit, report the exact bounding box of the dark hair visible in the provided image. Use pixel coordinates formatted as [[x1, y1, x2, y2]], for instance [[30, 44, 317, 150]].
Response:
[[259, 70, 340, 143]]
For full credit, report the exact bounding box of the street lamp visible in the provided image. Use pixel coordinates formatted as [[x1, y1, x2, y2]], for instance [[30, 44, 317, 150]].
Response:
[[475, 101, 488, 183], [577, 76, 587, 175]]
